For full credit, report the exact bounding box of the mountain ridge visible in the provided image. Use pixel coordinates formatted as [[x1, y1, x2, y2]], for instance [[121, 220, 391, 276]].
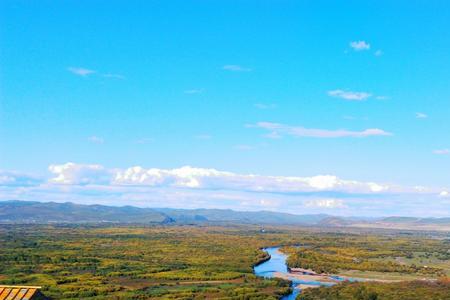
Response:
[[1, 200, 450, 231], [0, 200, 328, 225]]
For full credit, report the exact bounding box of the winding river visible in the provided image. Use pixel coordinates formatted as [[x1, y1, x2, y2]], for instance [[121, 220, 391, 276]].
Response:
[[254, 247, 336, 299]]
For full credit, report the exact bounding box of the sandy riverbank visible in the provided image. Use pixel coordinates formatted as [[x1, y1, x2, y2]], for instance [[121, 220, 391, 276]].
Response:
[[274, 271, 338, 283], [296, 283, 321, 290], [337, 274, 404, 283], [274, 271, 404, 284]]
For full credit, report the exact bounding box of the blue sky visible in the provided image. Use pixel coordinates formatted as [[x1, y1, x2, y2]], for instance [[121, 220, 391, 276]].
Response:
[[1, 1, 449, 216]]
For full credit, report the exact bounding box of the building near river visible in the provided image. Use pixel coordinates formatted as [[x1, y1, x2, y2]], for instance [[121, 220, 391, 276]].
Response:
[[0, 286, 49, 300]]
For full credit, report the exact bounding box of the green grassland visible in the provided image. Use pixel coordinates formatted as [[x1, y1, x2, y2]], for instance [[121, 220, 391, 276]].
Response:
[[297, 279, 450, 300], [284, 233, 449, 277], [0, 225, 294, 299], [0, 224, 449, 299]]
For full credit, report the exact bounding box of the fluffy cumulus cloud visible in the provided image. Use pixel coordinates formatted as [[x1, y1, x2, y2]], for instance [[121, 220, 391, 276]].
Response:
[[40, 163, 430, 196], [113, 166, 224, 188], [1, 163, 449, 217], [48, 163, 111, 185], [250, 122, 392, 138]]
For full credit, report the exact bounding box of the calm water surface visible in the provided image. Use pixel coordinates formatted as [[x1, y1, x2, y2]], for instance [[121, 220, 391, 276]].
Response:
[[254, 247, 334, 300]]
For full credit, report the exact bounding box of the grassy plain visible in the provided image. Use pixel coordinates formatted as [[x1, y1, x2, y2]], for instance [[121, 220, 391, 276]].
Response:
[[297, 279, 450, 300], [0, 224, 449, 299], [0, 225, 294, 299], [284, 232, 449, 277]]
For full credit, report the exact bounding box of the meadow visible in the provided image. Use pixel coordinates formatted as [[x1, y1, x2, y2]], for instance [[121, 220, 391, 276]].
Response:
[[0, 224, 449, 299], [284, 233, 448, 276], [297, 279, 450, 300]]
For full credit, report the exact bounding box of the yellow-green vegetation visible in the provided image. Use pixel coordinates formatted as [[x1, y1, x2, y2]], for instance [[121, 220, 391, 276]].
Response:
[[0, 225, 293, 299], [0, 224, 449, 299], [336, 270, 431, 281], [284, 234, 448, 277], [297, 279, 450, 300], [381, 251, 450, 277]]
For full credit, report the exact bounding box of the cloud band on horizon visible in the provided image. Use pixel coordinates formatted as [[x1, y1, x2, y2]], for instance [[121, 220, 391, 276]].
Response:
[[0, 163, 448, 218]]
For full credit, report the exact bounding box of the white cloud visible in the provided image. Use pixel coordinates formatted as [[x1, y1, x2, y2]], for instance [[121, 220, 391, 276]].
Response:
[[250, 122, 392, 138], [263, 131, 282, 139], [2, 163, 450, 217], [88, 136, 104, 144], [68, 67, 124, 79], [258, 199, 281, 208], [433, 149, 449, 155], [308, 175, 338, 189], [305, 199, 346, 209], [223, 65, 252, 72], [439, 191, 450, 198], [350, 41, 371, 51], [44, 163, 396, 195], [328, 89, 372, 101], [368, 182, 386, 192], [416, 112, 428, 119], [48, 163, 111, 185], [68, 67, 95, 76], [414, 186, 428, 192], [0, 171, 41, 187], [374, 50, 383, 56], [113, 166, 227, 188]]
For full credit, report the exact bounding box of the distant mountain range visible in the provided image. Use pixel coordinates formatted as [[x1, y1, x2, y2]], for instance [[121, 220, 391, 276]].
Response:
[[0, 200, 327, 225], [1, 200, 450, 231]]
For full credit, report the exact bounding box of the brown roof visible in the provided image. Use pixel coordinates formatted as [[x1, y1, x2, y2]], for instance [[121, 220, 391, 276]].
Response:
[[0, 286, 47, 300]]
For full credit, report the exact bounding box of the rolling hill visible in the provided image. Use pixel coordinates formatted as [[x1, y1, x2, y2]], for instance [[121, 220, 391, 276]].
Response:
[[1, 200, 449, 231]]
